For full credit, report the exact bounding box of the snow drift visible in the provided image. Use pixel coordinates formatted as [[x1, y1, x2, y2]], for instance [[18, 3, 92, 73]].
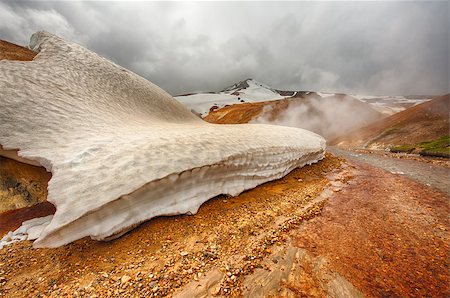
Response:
[[0, 32, 325, 248]]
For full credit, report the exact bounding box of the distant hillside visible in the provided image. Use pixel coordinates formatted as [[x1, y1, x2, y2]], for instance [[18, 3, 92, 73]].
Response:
[[205, 93, 385, 140], [175, 79, 293, 117], [0, 40, 36, 61], [331, 94, 450, 149], [176, 78, 431, 118]]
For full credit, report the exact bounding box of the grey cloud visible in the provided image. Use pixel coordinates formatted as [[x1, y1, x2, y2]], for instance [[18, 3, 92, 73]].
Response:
[[0, 1, 448, 96]]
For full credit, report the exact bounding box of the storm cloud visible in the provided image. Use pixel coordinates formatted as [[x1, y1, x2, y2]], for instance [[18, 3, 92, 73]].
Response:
[[0, 1, 448, 96]]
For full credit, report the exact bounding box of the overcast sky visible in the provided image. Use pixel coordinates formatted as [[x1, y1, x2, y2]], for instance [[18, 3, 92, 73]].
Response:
[[0, 1, 448, 96]]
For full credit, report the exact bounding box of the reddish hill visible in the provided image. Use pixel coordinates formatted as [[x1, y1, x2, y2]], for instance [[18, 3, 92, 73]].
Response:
[[205, 93, 384, 140], [204, 97, 295, 124], [331, 94, 449, 148], [0, 40, 36, 61]]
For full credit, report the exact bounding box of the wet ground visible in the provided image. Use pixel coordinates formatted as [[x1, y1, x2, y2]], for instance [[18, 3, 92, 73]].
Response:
[[329, 146, 450, 194], [293, 161, 449, 297]]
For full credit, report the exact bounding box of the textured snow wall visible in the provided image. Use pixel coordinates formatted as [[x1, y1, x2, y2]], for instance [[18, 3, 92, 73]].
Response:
[[0, 32, 326, 248]]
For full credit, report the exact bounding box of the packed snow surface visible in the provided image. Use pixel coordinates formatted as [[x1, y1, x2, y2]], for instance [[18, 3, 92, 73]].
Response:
[[175, 79, 287, 117], [0, 32, 325, 248]]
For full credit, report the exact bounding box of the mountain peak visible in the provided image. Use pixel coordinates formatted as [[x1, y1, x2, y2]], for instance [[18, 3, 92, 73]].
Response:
[[222, 78, 271, 92]]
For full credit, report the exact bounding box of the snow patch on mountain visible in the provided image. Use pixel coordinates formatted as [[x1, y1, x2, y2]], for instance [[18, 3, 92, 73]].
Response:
[[176, 79, 287, 117], [350, 94, 432, 115]]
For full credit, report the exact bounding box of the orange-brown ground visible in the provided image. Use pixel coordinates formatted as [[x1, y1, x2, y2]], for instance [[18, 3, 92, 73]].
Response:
[[331, 94, 450, 148], [293, 161, 449, 297], [0, 40, 36, 61], [204, 98, 295, 124], [0, 155, 343, 298]]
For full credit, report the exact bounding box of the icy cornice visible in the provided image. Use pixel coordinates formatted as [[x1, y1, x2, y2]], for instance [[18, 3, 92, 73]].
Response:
[[0, 32, 325, 247]]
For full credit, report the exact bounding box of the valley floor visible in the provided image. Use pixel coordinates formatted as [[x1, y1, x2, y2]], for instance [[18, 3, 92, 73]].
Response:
[[329, 147, 450, 194], [0, 152, 449, 297]]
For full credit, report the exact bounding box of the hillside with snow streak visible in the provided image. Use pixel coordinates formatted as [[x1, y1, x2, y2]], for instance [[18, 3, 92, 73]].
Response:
[[175, 79, 291, 117], [176, 80, 431, 118], [0, 32, 325, 248]]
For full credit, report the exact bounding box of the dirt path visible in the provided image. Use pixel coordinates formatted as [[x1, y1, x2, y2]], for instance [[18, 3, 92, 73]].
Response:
[[329, 147, 450, 194]]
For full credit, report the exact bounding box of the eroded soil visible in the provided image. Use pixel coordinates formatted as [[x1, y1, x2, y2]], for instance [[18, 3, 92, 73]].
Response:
[[0, 155, 343, 297], [293, 161, 449, 297], [175, 154, 449, 297]]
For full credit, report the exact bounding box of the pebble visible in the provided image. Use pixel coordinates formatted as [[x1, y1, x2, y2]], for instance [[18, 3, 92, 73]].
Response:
[[121, 275, 131, 284]]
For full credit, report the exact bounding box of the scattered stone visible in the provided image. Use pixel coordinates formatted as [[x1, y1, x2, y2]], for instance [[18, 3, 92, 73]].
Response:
[[121, 275, 131, 284]]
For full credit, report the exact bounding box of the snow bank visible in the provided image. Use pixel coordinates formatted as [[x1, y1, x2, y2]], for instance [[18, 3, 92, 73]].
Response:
[[0, 32, 325, 248]]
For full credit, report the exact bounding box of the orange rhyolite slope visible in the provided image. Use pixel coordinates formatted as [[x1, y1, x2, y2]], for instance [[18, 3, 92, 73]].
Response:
[[331, 94, 449, 148], [0, 40, 36, 61]]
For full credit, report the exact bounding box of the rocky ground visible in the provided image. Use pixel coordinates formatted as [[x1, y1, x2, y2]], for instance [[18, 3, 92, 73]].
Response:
[[1, 150, 449, 297], [0, 155, 344, 297]]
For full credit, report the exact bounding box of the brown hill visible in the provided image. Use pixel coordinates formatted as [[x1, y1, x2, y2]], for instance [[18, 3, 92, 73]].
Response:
[[0, 40, 36, 61], [204, 97, 295, 124], [331, 94, 449, 148], [205, 93, 384, 140]]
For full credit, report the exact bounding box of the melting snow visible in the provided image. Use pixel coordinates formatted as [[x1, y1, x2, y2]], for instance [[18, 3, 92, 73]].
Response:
[[0, 32, 325, 248], [0, 216, 53, 249]]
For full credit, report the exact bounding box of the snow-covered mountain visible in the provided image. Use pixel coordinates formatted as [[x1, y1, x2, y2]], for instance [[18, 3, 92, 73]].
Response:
[[349, 94, 432, 115], [175, 79, 296, 117], [176, 79, 432, 117]]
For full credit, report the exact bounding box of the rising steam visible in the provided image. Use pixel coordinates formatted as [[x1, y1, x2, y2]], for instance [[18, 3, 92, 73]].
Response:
[[251, 95, 383, 140]]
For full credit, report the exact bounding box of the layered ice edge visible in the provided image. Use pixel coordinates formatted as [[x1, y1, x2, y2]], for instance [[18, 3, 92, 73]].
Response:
[[0, 32, 325, 248]]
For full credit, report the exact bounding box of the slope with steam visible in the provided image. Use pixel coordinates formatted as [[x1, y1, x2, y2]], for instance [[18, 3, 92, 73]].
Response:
[[205, 93, 385, 140], [331, 94, 450, 149], [0, 32, 325, 248], [176, 79, 430, 119]]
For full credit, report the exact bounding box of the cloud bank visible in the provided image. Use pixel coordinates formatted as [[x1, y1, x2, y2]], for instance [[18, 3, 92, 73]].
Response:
[[0, 1, 448, 96]]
